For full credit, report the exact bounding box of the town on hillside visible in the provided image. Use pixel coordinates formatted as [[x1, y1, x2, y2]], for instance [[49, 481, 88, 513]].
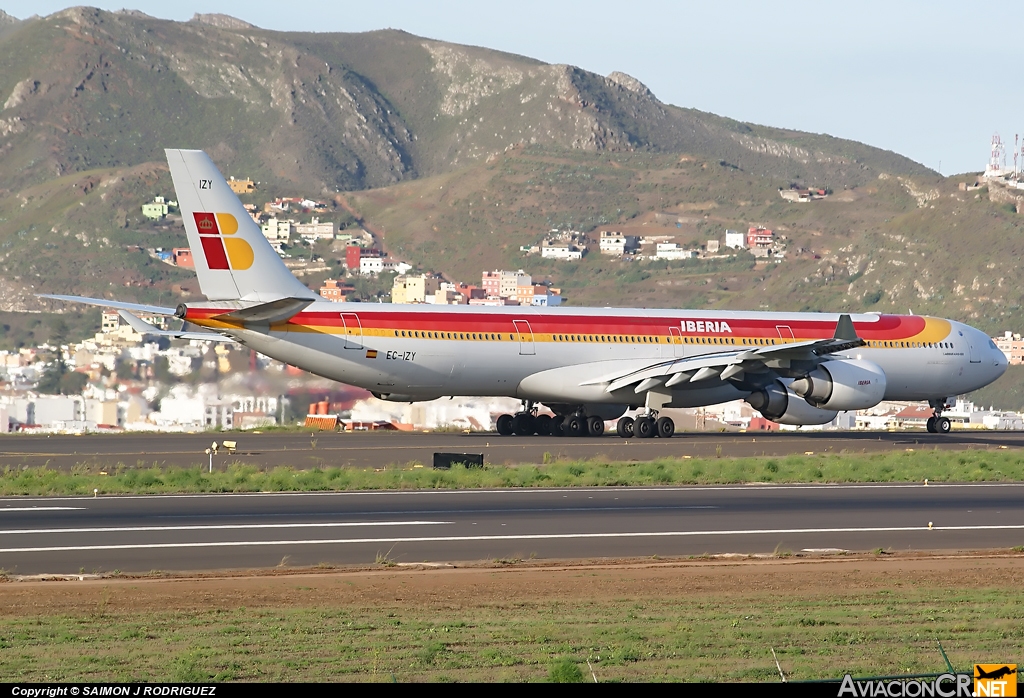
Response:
[[4, 149, 1021, 436]]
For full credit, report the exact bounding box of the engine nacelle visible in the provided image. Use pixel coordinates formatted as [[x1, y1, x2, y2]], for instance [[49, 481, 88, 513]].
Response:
[[788, 359, 886, 411], [745, 381, 839, 425]]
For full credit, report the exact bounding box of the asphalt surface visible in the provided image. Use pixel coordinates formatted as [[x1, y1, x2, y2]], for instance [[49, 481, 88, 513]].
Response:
[[3, 429, 1024, 471], [1, 483, 1022, 574]]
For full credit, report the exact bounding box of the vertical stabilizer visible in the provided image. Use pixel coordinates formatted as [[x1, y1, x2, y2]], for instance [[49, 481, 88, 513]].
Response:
[[165, 149, 317, 302]]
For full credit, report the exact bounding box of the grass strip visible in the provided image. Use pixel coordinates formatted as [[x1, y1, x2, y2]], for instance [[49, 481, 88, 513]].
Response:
[[1, 449, 1023, 496], [0, 571, 1019, 682]]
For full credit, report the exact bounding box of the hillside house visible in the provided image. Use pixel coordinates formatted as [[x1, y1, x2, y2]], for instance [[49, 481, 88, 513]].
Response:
[[142, 196, 170, 221], [346, 245, 381, 270], [541, 242, 583, 260], [724, 229, 745, 249], [747, 226, 774, 248], [172, 248, 194, 268], [227, 177, 256, 195], [296, 217, 336, 241], [261, 218, 294, 241], [319, 279, 355, 302], [655, 243, 696, 260], [392, 274, 441, 304], [599, 231, 639, 255], [994, 331, 1024, 364]]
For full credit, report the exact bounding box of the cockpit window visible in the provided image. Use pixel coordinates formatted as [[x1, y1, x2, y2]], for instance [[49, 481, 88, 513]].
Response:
[[989, 340, 998, 350]]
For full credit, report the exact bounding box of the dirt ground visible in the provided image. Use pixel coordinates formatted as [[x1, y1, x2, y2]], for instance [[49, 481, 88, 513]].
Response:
[[3, 552, 1021, 617]]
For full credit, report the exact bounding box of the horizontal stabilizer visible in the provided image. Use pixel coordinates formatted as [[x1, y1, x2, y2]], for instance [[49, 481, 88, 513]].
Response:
[[211, 297, 315, 324], [118, 310, 236, 342], [37, 294, 176, 316]]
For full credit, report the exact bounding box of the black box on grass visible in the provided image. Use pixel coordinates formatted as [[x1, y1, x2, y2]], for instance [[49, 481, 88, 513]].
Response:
[[433, 452, 484, 469]]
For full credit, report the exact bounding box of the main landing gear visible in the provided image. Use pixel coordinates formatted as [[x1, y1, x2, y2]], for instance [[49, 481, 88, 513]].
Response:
[[926, 399, 952, 434], [494, 403, 607, 437], [496, 409, 676, 438], [615, 412, 675, 439]]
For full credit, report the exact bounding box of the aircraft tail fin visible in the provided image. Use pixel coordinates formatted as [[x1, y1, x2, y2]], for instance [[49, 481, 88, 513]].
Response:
[[164, 149, 318, 303]]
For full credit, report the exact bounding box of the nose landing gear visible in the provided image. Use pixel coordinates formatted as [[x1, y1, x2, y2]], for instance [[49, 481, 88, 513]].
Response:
[[926, 399, 952, 434]]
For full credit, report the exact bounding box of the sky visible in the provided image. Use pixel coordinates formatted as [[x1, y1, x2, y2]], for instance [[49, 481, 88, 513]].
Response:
[[3, 0, 1019, 176]]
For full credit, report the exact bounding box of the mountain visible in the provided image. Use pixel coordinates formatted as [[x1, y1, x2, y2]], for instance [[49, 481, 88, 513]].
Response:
[[0, 7, 932, 196]]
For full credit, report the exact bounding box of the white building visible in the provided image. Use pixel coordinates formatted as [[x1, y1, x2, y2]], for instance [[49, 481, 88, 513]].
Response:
[[34, 396, 86, 427], [360, 256, 384, 275], [531, 289, 563, 307], [541, 242, 583, 260], [655, 243, 697, 260], [724, 230, 746, 249], [295, 217, 336, 241], [381, 260, 413, 275], [261, 218, 294, 241], [599, 231, 639, 256]]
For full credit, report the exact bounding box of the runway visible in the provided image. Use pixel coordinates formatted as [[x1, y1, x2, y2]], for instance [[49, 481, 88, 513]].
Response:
[[1, 483, 1022, 574], [2, 429, 1024, 471]]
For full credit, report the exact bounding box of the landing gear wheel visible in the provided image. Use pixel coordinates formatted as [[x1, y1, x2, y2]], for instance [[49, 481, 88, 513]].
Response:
[[926, 416, 937, 433], [936, 416, 951, 434], [587, 416, 605, 437], [535, 414, 552, 436], [496, 414, 514, 436], [565, 415, 586, 437], [616, 416, 634, 438], [635, 417, 655, 439], [512, 413, 535, 436], [551, 415, 566, 437], [656, 416, 675, 439]]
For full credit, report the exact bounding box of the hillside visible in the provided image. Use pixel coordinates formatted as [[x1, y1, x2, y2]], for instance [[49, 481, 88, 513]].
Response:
[[2, 6, 1018, 355], [349, 146, 1021, 335]]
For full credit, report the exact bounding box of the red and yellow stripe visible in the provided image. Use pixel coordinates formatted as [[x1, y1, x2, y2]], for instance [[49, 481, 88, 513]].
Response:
[[182, 308, 951, 347]]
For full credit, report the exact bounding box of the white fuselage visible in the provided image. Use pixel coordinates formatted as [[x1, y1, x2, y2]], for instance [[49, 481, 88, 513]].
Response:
[[188, 302, 1007, 407]]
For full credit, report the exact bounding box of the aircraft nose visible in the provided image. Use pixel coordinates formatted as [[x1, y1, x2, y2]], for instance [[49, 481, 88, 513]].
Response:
[[994, 339, 1009, 374], [979, 327, 1008, 378]]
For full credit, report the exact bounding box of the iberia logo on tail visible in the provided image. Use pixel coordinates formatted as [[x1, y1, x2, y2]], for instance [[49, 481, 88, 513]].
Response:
[[193, 212, 254, 270]]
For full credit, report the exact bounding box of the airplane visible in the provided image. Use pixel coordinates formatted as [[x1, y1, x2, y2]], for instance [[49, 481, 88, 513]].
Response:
[[975, 666, 1017, 681], [41, 149, 1008, 438]]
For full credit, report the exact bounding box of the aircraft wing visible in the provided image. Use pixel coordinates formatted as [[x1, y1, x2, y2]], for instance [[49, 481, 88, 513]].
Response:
[[37, 293, 178, 315], [117, 310, 237, 342], [580, 314, 865, 393]]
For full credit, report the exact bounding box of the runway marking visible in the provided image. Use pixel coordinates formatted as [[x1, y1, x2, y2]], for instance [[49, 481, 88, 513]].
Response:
[[4, 524, 1024, 553], [0, 507, 85, 512], [0, 521, 453, 535], [2, 482, 1024, 503]]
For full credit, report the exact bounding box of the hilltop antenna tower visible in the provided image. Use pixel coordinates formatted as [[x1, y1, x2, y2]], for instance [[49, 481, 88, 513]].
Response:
[[1015, 134, 1019, 180], [987, 133, 1005, 178]]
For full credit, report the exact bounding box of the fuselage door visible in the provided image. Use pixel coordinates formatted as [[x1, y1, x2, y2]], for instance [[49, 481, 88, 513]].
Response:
[[669, 326, 684, 357], [776, 325, 795, 343], [513, 319, 535, 355], [967, 334, 981, 363], [340, 312, 363, 349]]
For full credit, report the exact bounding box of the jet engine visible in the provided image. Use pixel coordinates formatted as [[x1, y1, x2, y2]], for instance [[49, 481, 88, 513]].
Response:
[[745, 381, 839, 426], [788, 359, 886, 411]]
